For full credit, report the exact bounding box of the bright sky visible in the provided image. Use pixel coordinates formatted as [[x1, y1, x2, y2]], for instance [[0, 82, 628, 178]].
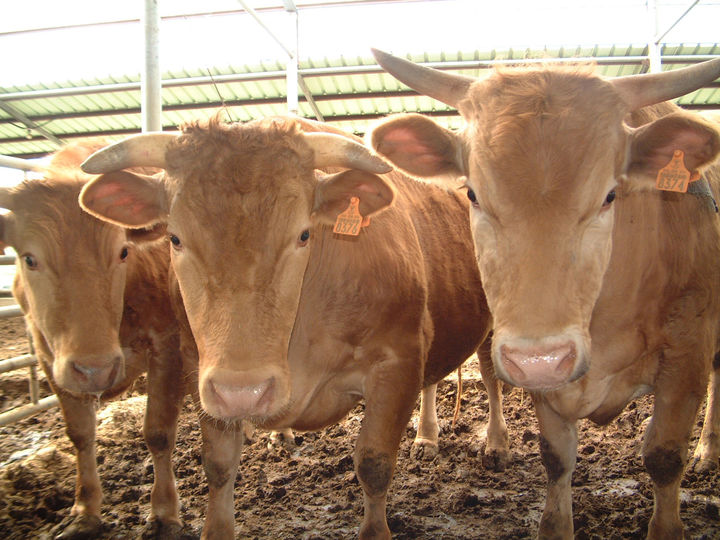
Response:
[[1, 0, 719, 186]]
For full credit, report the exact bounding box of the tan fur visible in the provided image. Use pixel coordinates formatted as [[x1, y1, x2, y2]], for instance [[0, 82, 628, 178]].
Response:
[[0, 142, 188, 536], [81, 116, 500, 539], [371, 61, 720, 539]]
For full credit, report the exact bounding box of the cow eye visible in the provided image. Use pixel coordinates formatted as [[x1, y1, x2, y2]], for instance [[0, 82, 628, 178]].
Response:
[[466, 188, 478, 206], [119, 246, 129, 262], [169, 234, 182, 249], [23, 253, 38, 270], [298, 229, 310, 247], [603, 189, 616, 207]]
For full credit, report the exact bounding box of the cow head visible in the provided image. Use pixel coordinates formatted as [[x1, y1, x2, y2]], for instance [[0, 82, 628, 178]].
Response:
[[369, 50, 720, 391], [79, 118, 393, 423], [0, 143, 161, 394]]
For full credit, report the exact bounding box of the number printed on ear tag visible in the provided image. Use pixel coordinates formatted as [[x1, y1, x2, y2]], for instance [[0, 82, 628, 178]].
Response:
[[333, 197, 364, 236], [656, 150, 692, 193]]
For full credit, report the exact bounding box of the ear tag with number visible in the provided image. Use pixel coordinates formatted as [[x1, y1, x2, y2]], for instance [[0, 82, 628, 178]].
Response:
[[333, 197, 367, 236], [655, 150, 700, 193]]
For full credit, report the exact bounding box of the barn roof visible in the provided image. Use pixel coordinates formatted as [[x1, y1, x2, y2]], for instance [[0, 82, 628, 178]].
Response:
[[1, 1, 719, 159]]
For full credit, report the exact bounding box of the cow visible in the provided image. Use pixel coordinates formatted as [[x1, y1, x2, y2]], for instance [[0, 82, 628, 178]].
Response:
[[77, 115, 503, 539], [0, 142, 189, 539], [367, 50, 720, 539]]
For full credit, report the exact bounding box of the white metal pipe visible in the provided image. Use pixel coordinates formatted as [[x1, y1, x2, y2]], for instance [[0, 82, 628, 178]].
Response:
[[286, 8, 299, 114], [647, 0, 662, 73], [141, 0, 162, 132], [0, 395, 59, 427], [29, 364, 40, 403], [655, 0, 700, 44], [236, 0, 294, 59], [0, 305, 23, 319], [0, 354, 36, 375], [0, 255, 16, 265], [0, 154, 43, 172]]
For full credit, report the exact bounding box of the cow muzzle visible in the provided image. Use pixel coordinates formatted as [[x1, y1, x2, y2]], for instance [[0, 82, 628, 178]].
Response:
[[55, 351, 124, 394], [199, 365, 288, 421], [493, 333, 588, 391]]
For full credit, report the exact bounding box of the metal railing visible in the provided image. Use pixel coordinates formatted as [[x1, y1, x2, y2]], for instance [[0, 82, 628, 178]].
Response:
[[0, 256, 59, 427]]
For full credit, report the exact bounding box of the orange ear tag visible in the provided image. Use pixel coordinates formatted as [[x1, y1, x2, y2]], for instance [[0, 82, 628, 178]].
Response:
[[655, 150, 699, 193], [333, 196, 368, 236]]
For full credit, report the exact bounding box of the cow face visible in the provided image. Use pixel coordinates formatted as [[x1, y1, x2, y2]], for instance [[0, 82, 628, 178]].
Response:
[[0, 179, 129, 394], [79, 119, 393, 423], [369, 51, 720, 391]]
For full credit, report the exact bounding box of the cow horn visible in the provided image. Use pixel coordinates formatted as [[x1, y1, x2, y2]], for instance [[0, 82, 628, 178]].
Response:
[[372, 48, 473, 109], [612, 57, 720, 112], [305, 133, 392, 174], [80, 132, 179, 174]]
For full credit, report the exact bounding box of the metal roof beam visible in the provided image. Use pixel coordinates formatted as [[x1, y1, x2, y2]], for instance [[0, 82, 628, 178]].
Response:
[[655, 0, 700, 44], [0, 101, 63, 146], [236, 0, 294, 58], [3, 55, 718, 103]]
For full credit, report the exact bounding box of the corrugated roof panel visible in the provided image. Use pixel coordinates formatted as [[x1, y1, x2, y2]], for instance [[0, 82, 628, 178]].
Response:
[[1, 45, 719, 158]]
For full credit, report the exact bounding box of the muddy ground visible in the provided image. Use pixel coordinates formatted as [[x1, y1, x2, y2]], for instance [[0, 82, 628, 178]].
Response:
[[1, 315, 719, 539]]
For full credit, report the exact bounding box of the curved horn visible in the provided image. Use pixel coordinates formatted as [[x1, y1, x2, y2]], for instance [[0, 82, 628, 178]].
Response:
[[612, 57, 720, 112], [305, 133, 392, 174], [372, 48, 473, 109], [80, 132, 179, 174]]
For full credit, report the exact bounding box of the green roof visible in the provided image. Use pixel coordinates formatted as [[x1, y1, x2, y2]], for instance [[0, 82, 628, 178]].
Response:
[[1, 43, 719, 158]]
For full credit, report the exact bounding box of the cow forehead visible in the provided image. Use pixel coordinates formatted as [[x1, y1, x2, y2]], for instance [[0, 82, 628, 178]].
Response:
[[165, 118, 316, 193], [9, 178, 125, 269], [462, 66, 628, 213]]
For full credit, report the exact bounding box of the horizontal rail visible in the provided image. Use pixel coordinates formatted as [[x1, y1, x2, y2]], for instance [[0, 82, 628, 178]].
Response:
[[0, 305, 22, 319], [0, 354, 36, 374], [0, 255, 16, 265], [0, 154, 43, 172], [0, 395, 59, 427]]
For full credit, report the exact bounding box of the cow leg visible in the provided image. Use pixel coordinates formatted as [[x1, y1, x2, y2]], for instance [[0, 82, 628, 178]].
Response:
[[52, 389, 103, 540], [533, 396, 577, 540], [411, 383, 440, 459], [355, 351, 421, 540], [268, 427, 296, 450], [478, 343, 510, 472], [199, 415, 244, 540], [142, 351, 186, 536], [691, 353, 720, 472], [643, 371, 706, 540]]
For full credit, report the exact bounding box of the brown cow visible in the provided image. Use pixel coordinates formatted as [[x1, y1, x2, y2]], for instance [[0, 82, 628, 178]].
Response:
[[0, 142, 188, 539], [77, 116, 501, 539], [368, 50, 720, 539]]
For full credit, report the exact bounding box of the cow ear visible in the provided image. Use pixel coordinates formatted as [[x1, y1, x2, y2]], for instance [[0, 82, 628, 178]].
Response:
[[313, 169, 395, 225], [627, 112, 720, 189], [368, 113, 465, 179], [80, 171, 169, 228]]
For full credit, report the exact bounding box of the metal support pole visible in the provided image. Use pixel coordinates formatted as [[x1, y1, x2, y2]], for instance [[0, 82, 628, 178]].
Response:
[[141, 0, 162, 132], [286, 7, 299, 114], [647, 0, 661, 73]]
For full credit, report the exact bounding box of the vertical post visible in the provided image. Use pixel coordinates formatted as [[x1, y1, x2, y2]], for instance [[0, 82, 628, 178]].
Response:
[[286, 6, 299, 115], [27, 331, 38, 404], [28, 365, 39, 404], [142, 0, 162, 132], [647, 0, 662, 73]]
